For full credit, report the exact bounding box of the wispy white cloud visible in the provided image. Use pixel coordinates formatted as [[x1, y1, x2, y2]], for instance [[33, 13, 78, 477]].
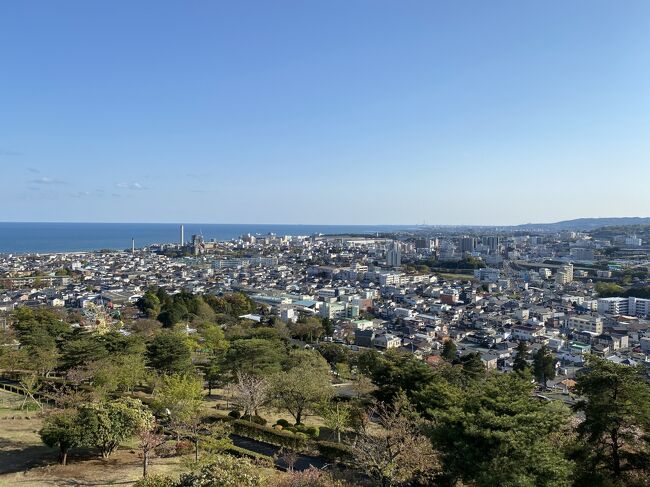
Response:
[[30, 176, 67, 185], [116, 181, 147, 190]]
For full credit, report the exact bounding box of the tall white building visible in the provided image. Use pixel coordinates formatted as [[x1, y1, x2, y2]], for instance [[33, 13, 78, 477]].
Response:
[[386, 241, 401, 268]]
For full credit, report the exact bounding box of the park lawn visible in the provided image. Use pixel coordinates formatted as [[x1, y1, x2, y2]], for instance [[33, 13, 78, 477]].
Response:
[[434, 272, 477, 282], [0, 389, 187, 487], [203, 387, 330, 429]]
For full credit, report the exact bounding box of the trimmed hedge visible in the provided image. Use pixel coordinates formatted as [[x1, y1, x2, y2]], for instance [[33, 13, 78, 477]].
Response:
[[226, 445, 274, 466], [232, 420, 309, 450], [316, 441, 354, 463]]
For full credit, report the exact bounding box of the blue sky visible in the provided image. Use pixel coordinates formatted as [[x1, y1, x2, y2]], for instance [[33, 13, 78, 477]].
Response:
[[1, 1, 649, 225]]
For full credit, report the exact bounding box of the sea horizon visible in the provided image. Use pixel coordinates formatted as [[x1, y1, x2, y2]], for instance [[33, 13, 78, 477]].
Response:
[[0, 222, 414, 254]]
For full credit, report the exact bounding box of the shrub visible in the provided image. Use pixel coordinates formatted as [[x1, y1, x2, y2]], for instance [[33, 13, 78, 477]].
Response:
[[232, 420, 308, 450], [305, 426, 320, 438], [249, 415, 267, 426], [175, 439, 194, 455], [133, 474, 176, 487], [177, 453, 263, 487], [155, 441, 177, 458], [228, 410, 241, 419], [276, 419, 290, 428], [316, 441, 354, 463]]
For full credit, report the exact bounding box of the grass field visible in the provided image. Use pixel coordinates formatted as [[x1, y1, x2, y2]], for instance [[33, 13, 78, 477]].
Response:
[[0, 389, 187, 486], [0, 389, 287, 486]]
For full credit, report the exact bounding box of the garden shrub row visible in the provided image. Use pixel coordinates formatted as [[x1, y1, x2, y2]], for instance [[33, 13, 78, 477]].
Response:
[[231, 419, 309, 450]]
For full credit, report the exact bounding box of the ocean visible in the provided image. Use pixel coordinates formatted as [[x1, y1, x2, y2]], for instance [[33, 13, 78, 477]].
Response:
[[0, 222, 411, 254]]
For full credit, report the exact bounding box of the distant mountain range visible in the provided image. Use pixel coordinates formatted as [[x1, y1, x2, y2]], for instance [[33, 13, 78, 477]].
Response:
[[513, 217, 650, 231]]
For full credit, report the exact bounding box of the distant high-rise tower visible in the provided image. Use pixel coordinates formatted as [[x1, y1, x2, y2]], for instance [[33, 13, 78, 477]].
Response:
[[132, 238, 135, 254], [386, 241, 402, 268], [180, 225, 185, 245]]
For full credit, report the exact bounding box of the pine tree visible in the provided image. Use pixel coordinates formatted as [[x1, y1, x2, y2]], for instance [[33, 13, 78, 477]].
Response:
[[512, 340, 530, 376], [441, 339, 457, 361], [532, 345, 555, 388]]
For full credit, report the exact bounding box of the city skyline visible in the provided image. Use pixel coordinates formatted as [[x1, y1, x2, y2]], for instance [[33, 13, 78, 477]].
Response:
[[1, 1, 649, 225]]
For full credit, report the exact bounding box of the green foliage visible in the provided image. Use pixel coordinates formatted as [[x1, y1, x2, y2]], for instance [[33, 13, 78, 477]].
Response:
[[357, 349, 435, 403], [595, 282, 625, 298], [39, 409, 83, 465], [290, 317, 324, 342], [230, 419, 309, 450], [513, 340, 530, 376], [271, 350, 333, 424], [154, 374, 204, 427], [78, 397, 154, 458], [441, 339, 457, 361], [316, 440, 354, 463], [316, 343, 351, 366], [532, 345, 556, 388], [137, 291, 162, 319], [225, 338, 284, 377], [430, 373, 574, 486], [176, 454, 263, 487], [573, 356, 650, 482], [203, 293, 255, 318], [133, 474, 176, 487], [147, 331, 192, 374]]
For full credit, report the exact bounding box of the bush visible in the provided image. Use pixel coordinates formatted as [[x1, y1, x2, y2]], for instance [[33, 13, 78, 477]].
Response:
[[133, 474, 176, 487], [228, 410, 241, 419], [305, 426, 320, 438], [226, 445, 274, 467], [232, 420, 308, 450], [249, 415, 267, 426], [177, 453, 263, 487], [155, 441, 177, 458], [276, 418, 290, 428], [316, 441, 354, 463], [175, 439, 194, 455]]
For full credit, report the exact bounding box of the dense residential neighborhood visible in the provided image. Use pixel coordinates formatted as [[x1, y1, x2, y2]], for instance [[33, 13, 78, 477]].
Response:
[[3, 227, 650, 390]]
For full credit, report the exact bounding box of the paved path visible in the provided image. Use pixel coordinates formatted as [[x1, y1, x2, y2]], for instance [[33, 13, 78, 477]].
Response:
[[230, 434, 328, 471]]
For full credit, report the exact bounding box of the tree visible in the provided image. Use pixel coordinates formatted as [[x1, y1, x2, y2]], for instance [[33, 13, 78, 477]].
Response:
[[131, 319, 162, 338], [225, 338, 284, 377], [441, 339, 457, 362], [204, 357, 222, 396], [272, 350, 333, 424], [227, 372, 270, 420], [40, 409, 83, 465], [146, 331, 192, 374], [78, 397, 153, 458], [533, 345, 555, 388], [429, 373, 573, 487], [138, 421, 166, 478], [320, 400, 351, 443], [316, 343, 350, 366], [358, 349, 435, 404], [155, 373, 205, 458], [195, 323, 227, 355], [176, 453, 263, 487], [290, 317, 324, 342], [512, 340, 530, 376], [459, 352, 486, 385], [19, 373, 43, 410], [573, 356, 650, 482], [351, 394, 439, 487], [137, 291, 161, 319]]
